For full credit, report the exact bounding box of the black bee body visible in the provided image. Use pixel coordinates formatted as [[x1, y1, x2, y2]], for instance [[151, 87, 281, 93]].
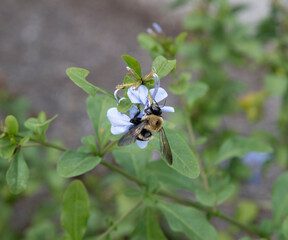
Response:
[[118, 104, 173, 165]]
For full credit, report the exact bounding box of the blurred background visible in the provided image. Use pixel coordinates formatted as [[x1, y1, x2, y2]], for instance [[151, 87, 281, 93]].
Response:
[[1, 0, 288, 239], [0, 0, 277, 148]]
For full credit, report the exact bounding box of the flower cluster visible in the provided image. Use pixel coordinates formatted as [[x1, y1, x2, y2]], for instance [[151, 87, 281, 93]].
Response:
[[107, 73, 174, 149]]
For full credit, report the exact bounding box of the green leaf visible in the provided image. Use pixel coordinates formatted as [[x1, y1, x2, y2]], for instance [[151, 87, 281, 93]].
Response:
[[195, 178, 235, 207], [215, 137, 273, 164], [185, 82, 209, 107], [145, 160, 196, 191], [272, 173, 288, 224], [152, 56, 176, 79], [113, 144, 151, 179], [24, 112, 58, 140], [264, 74, 288, 97], [6, 150, 29, 194], [282, 216, 288, 239], [236, 201, 259, 224], [0, 136, 16, 159], [5, 115, 19, 135], [132, 208, 167, 240], [169, 72, 191, 95], [117, 98, 133, 113], [154, 129, 200, 179], [175, 32, 188, 51], [57, 150, 101, 178], [138, 34, 165, 58], [158, 202, 219, 240], [80, 135, 97, 154], [61, 180, 90, 240], [86, 95, 116, 151], [66, 67, 113, 98], [122, 55, 142, 78]]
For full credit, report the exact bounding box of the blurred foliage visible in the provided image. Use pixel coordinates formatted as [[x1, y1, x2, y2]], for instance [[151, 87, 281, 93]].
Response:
[[1, 0, 288, 239]]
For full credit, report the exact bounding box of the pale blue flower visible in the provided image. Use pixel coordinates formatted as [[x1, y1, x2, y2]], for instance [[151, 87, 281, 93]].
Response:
[[127, 85, 174, 113], [242, 152, 271, 184], [152, 22, 163, 34], [107, 105, 149, 149]]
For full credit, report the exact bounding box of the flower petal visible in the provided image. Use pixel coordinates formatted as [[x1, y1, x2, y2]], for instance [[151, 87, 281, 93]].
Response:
[[136, 140, 149, 149], [127, 85, 148, 104], [150, 87, 168, 103], [161, 106, 175, 112], [111, 125, 131, 135], [129, 105, 140, 119], [107, 108, 132, 126]]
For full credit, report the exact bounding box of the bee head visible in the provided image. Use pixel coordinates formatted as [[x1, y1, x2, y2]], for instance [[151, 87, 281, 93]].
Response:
[[146, 104, 162, 116]]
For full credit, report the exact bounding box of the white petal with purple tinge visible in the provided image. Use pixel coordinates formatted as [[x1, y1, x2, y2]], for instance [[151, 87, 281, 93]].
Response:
[[136, 140, 149, 149], [161, 106, 175, 112], [127, 85, 148, 104], [107, 108, 132, 127], [150, 87, 168, 103], [111, 125, 131, 135]]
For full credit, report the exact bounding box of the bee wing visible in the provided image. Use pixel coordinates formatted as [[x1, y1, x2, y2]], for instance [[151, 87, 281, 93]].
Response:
[[159, 128, 173, 165], [118, 120, 147, 146]]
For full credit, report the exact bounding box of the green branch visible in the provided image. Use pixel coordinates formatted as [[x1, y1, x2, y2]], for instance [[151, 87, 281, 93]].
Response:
[[97, 200, 142, 240], [12, 136, 268, 238]]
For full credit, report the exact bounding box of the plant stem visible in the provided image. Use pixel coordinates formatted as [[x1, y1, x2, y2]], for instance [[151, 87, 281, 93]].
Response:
[[100, 161, 145, 186], [14, 135, 268, 237], [100, 140, 118, 156], [97, 201, 142, 240], [158, 191, 267, 237]]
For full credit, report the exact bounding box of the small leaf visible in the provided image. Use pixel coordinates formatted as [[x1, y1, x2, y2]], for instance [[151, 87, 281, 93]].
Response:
[[154, 129, 200, 179], [215, 137, 273, 164], [132, 208, 167, 240], [175, 32, 187, 51], [152, 56, 176, 79], [5, 115, 19, 135], [86, 95, 115, 151], [272, 173, 288, 224], [158, 202, 219, 240], [61, 180, 90, 240], [81, 135, 97, 154], [57, 150, 101, 178], [185, 82, 209, 107], [66, 67, 113, 98], [113, 144, 151, 179], [236, 201, 259, 224], [0, 136, 16, 159], [24, 113, 58, 140], [6, 150, 29, 194], [122, 55, 142, 78], [138, 34, 165, 58], [145, 160, 196, 191], [117, 98, 133, 113], [19, 136, 30, 146]]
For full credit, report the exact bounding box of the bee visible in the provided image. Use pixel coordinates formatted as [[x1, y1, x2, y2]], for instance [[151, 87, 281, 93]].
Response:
[[118, 104, 173, 165]]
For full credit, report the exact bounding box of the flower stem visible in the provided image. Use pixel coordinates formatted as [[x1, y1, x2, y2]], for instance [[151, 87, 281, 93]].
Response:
[[100, 161, 145, 186], [100, 140, 118, 156], [97, 200, 142, 240]]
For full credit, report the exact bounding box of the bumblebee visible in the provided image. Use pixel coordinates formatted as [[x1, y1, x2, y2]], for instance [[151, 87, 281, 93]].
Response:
[[118, 104, 173, 165]]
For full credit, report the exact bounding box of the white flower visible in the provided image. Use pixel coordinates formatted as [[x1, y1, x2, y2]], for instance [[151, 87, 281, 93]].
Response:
[[106, 105, 149, 149], [127, 85, 174, 113]]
